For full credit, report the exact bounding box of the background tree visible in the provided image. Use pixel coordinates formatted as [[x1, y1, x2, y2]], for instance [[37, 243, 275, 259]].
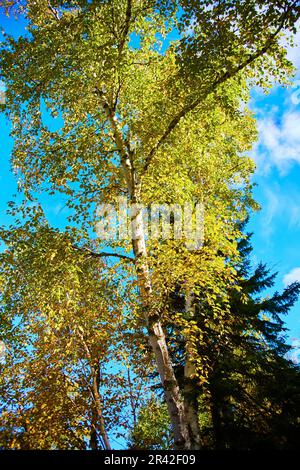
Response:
[[0, 204, 151, 449], [203, 233, 300, 449], [165, 229, 300, 449]]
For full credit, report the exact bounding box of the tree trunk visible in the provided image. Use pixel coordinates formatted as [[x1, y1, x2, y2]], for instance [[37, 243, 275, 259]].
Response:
[[90, 362, 111, 450], [183, 292, 202, 449], [89, 422, 98, 450], [100, 93, 192, 449], [210, 374, 223, 449], [78, 328, 111, 450], [130, 201, 191, 449]]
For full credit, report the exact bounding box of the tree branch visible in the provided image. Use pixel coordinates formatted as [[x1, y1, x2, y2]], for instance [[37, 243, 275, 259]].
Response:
[[142, 3, 299, 174], [119, 0, 132, 56], [47, 1, 60, 21], [94, 86, 138, 198]]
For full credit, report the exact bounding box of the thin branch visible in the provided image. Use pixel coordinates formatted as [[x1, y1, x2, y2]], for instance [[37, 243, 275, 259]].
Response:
[[242, 387, 273, 416], [126, 366, 137, 426], [113, 79, 123, 112], [73, 244, 134, 262]]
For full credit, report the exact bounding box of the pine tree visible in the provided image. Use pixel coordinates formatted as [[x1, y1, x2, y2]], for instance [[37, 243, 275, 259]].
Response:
[[205, 232, 300, 449], [164, 230, 300, 449]]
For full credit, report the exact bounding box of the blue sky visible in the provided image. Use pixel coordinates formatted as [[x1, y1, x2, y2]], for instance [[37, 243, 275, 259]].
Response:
[[1, 12, 300, 361], [245, 33, 300, 360]]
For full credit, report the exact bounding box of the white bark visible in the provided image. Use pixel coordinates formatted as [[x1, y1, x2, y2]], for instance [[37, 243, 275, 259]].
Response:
[[131, 202, 191, 449], [100, 92, 191, 449]]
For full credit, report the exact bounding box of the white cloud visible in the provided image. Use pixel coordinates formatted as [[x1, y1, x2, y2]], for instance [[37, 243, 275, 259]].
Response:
[[257, 186, 300, 239], [0, 80, 5, 104], [255, 109, 300, 173], [283, 267, 300, 286], [287, 338, 300, 364]]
